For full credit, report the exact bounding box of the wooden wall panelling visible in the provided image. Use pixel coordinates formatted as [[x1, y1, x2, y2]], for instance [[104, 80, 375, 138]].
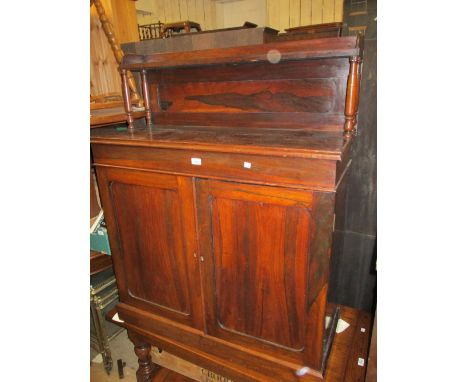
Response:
[[91, 0, 139, 98], [90, 4, 121, 97], [108, 0, 139, 43], [93, 0, 142, 105], [203, 0, 216, 30], [322, 0, 336, 23], [279, 0, 290, 32], [311, 0, 323, 25], [157, 0, 167, 24], [289, 0, 301, 28], [209, 0, 217, 29], [171, 0, 182, 22], [301, 0, 313, 26], [154, 0, 210, 28], [161, 0, 169, 22], [163, 0, 177, 23], [179, 0, 189, 20], [194, 0, 206, 28], [187, 0, 197, 24], [135, 1, 345, 32], [334, 0, 344, 22], [271, 0, 345, 29], [267, 0, 280, 31]]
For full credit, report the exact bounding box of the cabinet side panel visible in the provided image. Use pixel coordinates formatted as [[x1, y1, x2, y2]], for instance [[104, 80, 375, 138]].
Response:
[[304, 191, 336, 370], [308, 192, 336, 306]]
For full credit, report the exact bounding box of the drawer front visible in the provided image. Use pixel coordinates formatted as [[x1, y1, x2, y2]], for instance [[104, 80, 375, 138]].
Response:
[[92, 144, 337, 190]]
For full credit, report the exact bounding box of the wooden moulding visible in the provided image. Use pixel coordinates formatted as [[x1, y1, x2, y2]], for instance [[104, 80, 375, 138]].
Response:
[[91, 144, 339, 191], [105, 304, 373, 382], [109, 303, 325, 382], [121, 36, 361, 70]]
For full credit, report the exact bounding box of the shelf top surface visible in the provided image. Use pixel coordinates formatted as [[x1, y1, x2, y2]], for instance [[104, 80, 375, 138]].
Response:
[[90, 125, 348, 160], [122, 35, 362, 70]]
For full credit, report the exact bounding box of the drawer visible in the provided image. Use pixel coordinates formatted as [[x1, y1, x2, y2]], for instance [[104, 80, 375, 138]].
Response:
[[91, 144, 337, 190]]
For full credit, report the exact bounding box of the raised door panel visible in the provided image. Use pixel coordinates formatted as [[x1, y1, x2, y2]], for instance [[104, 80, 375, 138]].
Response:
[[95, 167, 203, 329], [212, 196, 309, 350], [112, 182, 189, 313], [196, 179, 334, 369]]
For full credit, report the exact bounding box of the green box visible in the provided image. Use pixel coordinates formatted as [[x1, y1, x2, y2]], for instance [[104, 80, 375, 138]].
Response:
[[90, 216, 111, 255]]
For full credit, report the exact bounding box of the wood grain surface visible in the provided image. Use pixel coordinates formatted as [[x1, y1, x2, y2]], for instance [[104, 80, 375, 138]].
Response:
[[95, 168, 204, 330], [106, 304, 372, 382], [122, 36, 361, 69], [91, 125, 346, 159], [91, 34, 365, 382]]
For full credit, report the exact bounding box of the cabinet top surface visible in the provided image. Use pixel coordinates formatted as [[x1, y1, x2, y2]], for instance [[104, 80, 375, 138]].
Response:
[[90, 125, 347, 160]]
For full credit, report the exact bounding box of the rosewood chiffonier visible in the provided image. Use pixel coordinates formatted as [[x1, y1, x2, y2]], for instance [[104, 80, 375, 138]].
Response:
[[91, 35, 363, 382]]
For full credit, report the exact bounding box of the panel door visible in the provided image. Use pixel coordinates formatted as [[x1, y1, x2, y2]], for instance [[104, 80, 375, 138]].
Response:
[[196, 179, 335, 369], [95, 167, 203, 330]]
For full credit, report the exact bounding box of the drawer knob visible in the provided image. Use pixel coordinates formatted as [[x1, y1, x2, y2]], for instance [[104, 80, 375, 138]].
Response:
[[191, 157, 202, 165], [243, 161, 251, 169]]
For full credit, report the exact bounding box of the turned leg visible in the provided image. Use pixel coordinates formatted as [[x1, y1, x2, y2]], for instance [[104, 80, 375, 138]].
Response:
[[140, 69, 152, 126], [121, 68, 135, 129], [344, 56, 362, 139], [128, 331, 159, 382]]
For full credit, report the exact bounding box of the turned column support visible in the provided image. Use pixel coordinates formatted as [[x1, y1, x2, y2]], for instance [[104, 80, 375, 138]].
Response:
[[344, 56, 362, 139], [128, 331, 159, 382], [121, 68, 135, 129], [141, 70, 152, 126]]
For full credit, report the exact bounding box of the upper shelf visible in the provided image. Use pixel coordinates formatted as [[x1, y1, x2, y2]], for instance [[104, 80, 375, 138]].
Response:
[[121, 35, 363, 71]]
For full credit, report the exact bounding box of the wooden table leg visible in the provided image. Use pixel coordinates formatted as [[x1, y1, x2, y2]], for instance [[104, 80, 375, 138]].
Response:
[[128, 331, 160, 382]]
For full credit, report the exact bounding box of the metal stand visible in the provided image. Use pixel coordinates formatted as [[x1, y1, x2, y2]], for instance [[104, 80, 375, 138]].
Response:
[[90, 275, 124, 374]]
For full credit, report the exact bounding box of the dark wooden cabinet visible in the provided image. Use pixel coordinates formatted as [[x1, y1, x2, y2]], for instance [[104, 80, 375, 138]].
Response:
[[91, 35, 363, 382]]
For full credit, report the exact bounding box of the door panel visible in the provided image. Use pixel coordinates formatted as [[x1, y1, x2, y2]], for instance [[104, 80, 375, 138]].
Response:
[[196, 179, 330, 367], [95, 167, 203, 329], [111, 182, 189, 314], [212, 197, 309, 350]]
